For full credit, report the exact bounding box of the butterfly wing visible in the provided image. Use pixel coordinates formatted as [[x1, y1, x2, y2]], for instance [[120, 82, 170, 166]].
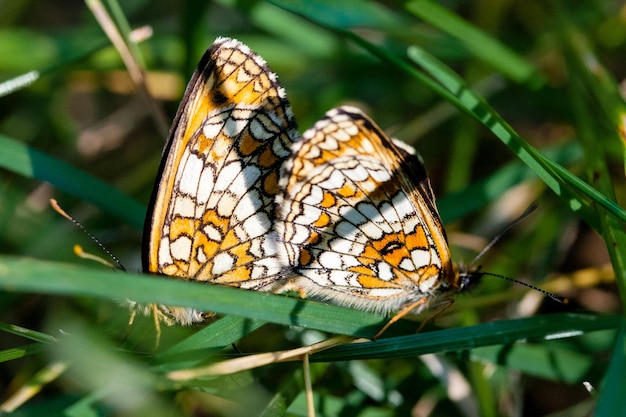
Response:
[[143, 38, 299, 323], [277, 106, 459, 314]]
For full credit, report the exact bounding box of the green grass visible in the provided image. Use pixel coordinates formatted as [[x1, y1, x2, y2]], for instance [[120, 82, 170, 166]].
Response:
[[0, 1, 624, 416]]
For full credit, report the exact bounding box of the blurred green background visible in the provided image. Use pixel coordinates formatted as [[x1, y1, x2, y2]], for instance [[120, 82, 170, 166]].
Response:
[[0, 1, 624, 416]]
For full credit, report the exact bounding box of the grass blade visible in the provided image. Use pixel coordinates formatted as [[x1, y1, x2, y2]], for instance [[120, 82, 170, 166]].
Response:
[[0, 134, 145, 228]]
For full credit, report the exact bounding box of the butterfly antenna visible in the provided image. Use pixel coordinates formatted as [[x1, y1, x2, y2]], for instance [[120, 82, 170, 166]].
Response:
[[481, 271, 568, 304], [468, 203, 567, 304], [50, 199, 126, 271], [470, 202, 538, 265]]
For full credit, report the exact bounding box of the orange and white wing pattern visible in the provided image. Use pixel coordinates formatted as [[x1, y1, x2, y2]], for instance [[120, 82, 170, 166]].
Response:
[[143, 38, 475, 325], [143, 37, 298, 324], [277, 106, 466, 315]]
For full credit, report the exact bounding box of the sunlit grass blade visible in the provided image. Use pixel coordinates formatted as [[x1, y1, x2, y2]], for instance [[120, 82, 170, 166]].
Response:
[[406, 45, 626, 225], [0, 322, 57, 344], [470, 343, 594, 383], [159, 315, 266, 358], [267, 0, 402, 30], [312, 313, 620, 361], [0, 255, 389, 338], [167, 337, 349, 379], [554, 11, 626, 307], [567, 75, 626, 306], [551, 14, 626, 413], [154, 316, 267, 370], [85, 0, 169, 137], [0, 361, 69, 413], [0, 134, 145, 228], [0, 26, 152, 97], [404, 0, 539, 84], [0, 343, 47, 363], [100, 0, 146, 67], [596, 320, 626, 416], [57, 394, 101, 417]]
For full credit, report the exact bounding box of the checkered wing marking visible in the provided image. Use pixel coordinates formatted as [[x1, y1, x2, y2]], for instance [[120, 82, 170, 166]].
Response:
[[277, 106, 459, 314], [143, 38, 299, 310]]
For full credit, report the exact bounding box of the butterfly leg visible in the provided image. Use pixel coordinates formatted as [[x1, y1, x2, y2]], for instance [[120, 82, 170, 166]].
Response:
[[415, 299, 455, 334], [373, 297, 428, 340], [150, 304, 162, 350]]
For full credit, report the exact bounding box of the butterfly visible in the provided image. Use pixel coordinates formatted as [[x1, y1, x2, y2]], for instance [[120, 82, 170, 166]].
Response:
[[142, 37, 479, 327]]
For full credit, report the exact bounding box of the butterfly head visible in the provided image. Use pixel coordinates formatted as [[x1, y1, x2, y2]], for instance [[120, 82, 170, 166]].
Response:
[[454, 263, 484, 293]]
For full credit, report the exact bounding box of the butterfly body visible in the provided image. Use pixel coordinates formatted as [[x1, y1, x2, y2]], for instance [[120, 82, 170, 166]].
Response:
[[143, 37, 476, 325]]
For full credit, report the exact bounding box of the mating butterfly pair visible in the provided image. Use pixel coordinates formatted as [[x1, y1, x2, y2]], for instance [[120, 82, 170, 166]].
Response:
[[142, 37, 478, 325]]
